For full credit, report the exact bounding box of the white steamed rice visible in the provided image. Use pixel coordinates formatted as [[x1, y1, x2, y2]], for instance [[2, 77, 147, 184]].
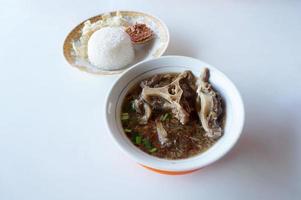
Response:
[[87, 27, 135, 70]]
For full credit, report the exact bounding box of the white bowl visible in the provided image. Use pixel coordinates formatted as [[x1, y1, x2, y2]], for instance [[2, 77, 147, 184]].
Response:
[[105, 56, 245, 174]]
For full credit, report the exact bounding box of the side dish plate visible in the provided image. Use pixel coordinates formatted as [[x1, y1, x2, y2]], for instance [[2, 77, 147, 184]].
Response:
[[63, 11, 169, 75]]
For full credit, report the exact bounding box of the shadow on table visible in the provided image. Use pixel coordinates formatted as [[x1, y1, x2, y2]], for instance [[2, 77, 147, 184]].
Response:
[[191, 99, 298, 185]]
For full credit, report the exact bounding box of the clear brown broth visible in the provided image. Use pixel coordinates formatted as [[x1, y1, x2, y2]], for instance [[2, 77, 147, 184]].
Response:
[[121, 73, 223, 159]]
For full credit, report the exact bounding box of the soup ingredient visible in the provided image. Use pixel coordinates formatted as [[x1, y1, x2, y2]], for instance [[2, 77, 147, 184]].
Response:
[[125, 23, 153, 44], [124, 128, 131, 133], [196, 68, 223, 139], [121, 112, 130, 120], [121, 69, 224, 159], [132, 98, 152, 124], [135, 135, 142, 144], [87, 27, 135, 70], [160, 113, 171, 122], [155, 120, 169, 146], [140, 71, 196, 125]]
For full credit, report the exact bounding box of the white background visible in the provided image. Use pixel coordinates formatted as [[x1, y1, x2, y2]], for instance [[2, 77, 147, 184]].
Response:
[[0, 0, 301, 199]]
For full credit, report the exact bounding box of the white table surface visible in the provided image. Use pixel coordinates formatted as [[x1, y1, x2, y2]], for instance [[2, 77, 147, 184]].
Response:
[[1, 0, 301, 199]]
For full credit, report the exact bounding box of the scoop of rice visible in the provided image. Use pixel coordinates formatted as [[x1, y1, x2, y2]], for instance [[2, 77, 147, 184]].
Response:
[[87, 27, 135, 70]]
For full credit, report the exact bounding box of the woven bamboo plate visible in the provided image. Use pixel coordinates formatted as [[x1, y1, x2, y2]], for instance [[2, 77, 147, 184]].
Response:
[[63, 11, 170, 75]]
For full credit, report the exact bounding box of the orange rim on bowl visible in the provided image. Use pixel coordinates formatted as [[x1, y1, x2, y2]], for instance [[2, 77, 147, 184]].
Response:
[[141, 165, 200, 175]]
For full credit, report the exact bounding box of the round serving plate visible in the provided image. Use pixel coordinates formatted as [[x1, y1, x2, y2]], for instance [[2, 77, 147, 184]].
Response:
[[63, 10, 170, 75]]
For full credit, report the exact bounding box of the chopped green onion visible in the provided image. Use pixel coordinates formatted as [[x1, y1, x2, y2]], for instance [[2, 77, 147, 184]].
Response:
[[143, 138, 152, 149], [130, 101, 136, 112], [121, 113, 129, 120], [131, 134, 136, 143], [166, 113, 171, 120], [149, 147, 157, 153], [124, 128, 131, 133], [130, 132, 141, 145], [121, 116, 129, 120], [135, 135, 142, 145], [160, 113, 171, 121]]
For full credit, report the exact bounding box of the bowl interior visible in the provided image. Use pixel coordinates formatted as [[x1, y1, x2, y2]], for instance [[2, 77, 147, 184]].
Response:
[[105, 56, 244, 171]]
